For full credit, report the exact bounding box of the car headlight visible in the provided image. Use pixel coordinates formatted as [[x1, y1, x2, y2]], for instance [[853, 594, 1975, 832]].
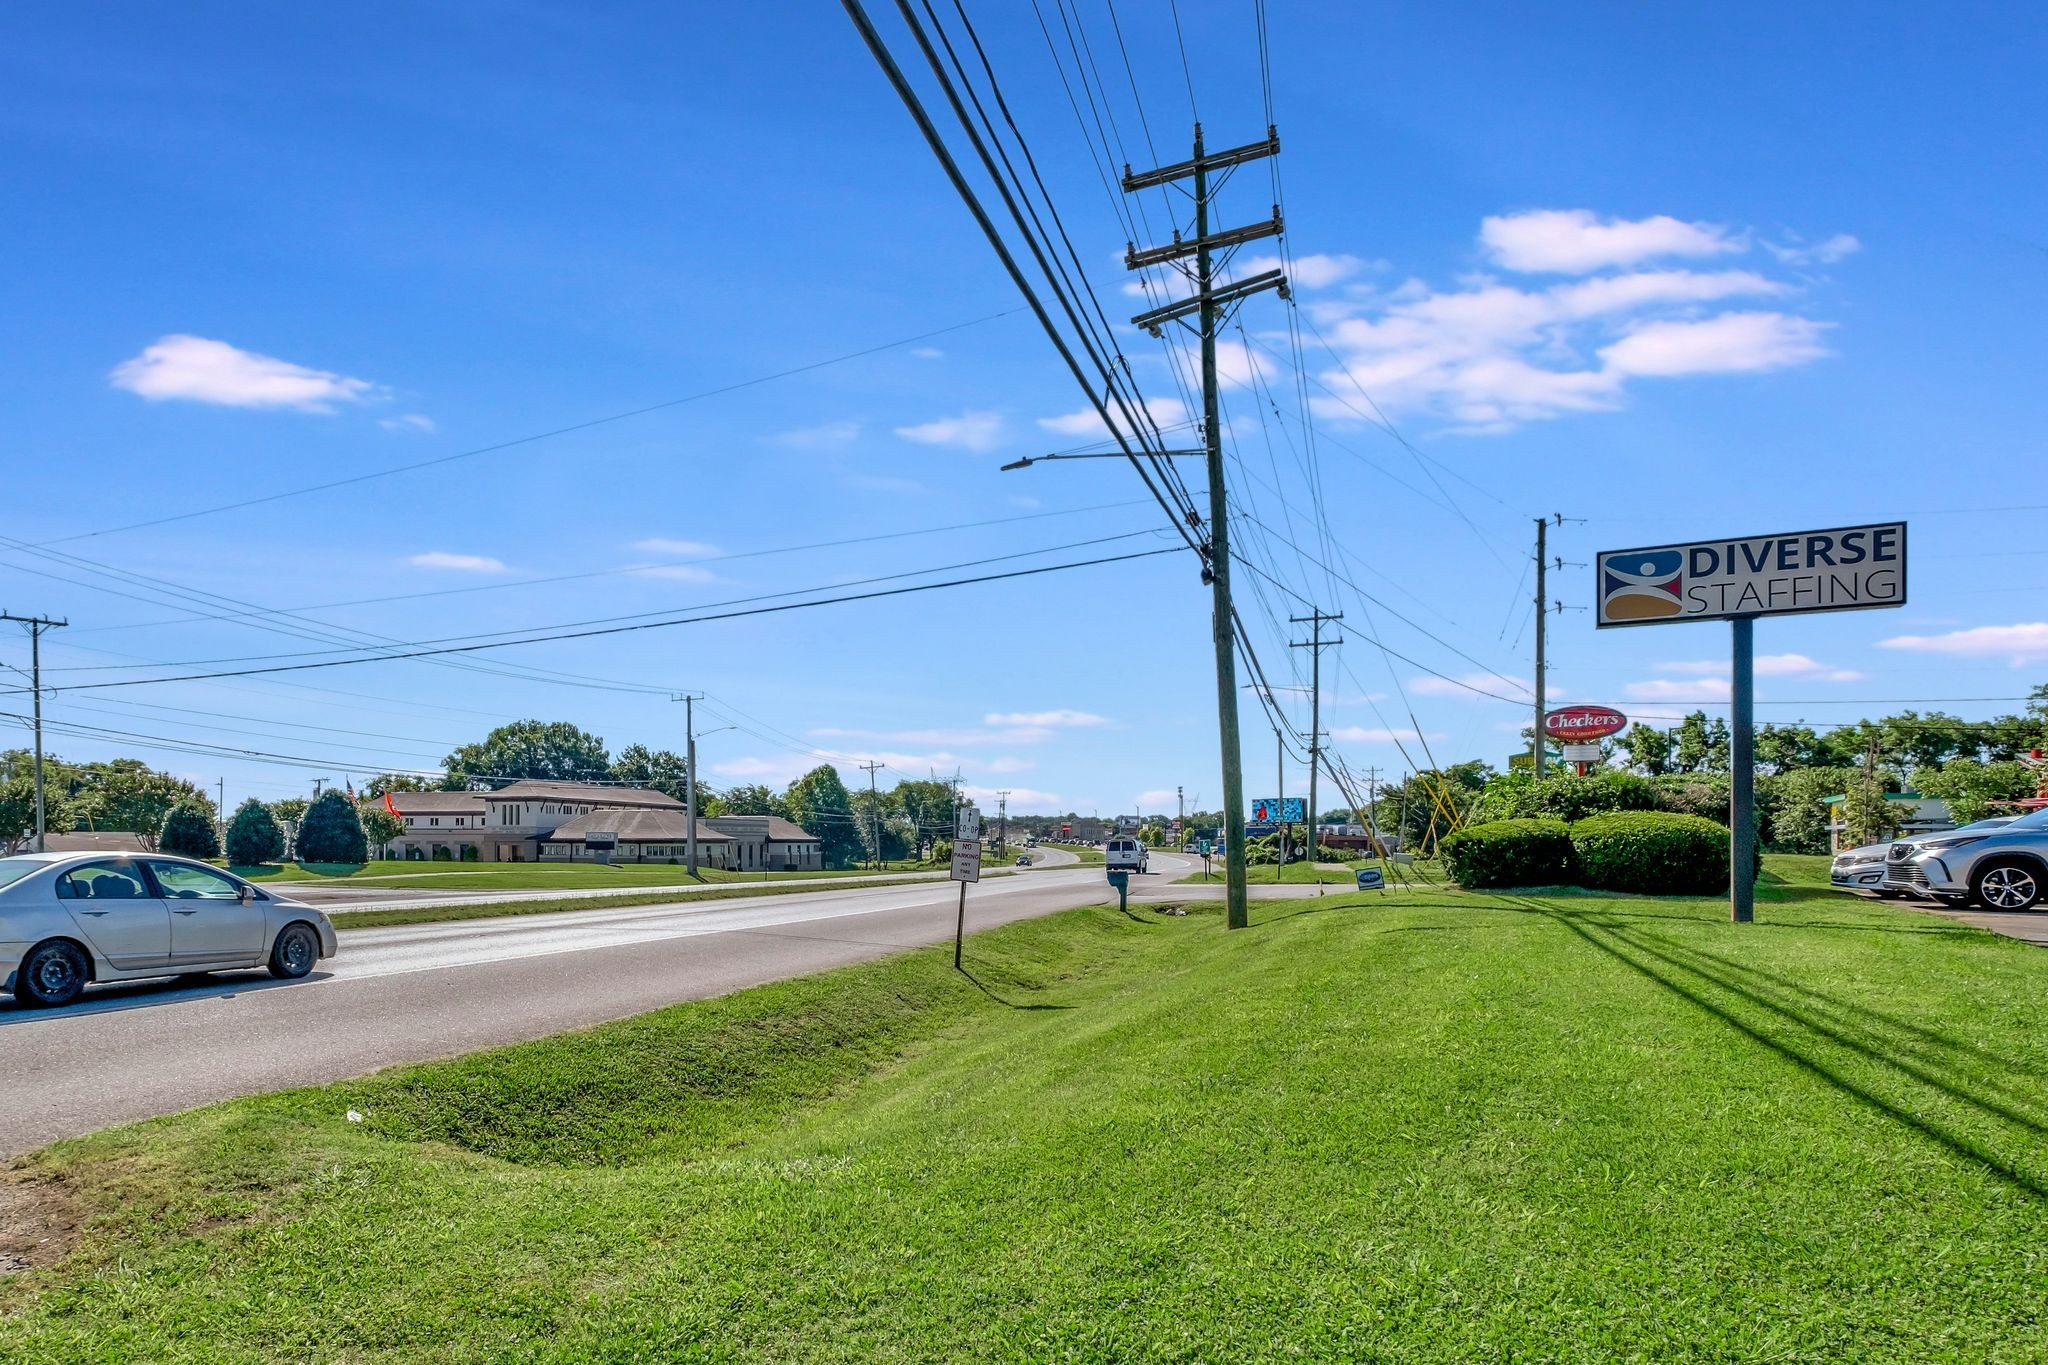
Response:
[[1920, 836, 1987, 852]]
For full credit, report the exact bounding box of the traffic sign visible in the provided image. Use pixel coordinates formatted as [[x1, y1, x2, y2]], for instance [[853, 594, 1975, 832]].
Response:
[[1355, 866, 1385, 890], [956, 807, 981, 841], [950, 841, 982, 884]]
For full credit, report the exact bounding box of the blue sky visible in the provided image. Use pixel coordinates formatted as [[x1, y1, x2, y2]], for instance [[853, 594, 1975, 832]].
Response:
[[2, 1, 2043, 818]]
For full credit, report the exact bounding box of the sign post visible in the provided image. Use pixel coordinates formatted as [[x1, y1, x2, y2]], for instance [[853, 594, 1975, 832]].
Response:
[[1597, 521, 1907, 923], [951, 807, 983, 968]]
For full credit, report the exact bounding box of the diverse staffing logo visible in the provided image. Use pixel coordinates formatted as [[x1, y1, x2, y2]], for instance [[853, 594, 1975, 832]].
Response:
[[1600, 549, 1685, 621]]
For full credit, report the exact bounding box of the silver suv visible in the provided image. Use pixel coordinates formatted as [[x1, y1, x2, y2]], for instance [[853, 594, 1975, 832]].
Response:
[[1850, 817, 2013, 896], [1889, 806, 2048, 910]]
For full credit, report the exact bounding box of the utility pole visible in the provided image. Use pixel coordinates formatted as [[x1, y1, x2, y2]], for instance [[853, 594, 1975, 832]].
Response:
[[1177, 785, 1184, 843], [1533, 517, 1547, 778], [673, 693, 703, 877], [3, 612, 66, 853], [1125, 125, 1287, 932], [1291, 608, 1344, 874], [859, 760, 885, 869], [218, 778, 226, 847], [995, 790, 1010, 857]]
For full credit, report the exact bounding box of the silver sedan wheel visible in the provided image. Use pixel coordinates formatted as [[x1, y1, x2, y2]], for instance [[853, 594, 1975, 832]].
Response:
[[1979, 865, 2040, 910]]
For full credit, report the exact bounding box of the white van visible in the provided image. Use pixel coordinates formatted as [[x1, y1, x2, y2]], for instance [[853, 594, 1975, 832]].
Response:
[[1105, 836, 1149, 874]]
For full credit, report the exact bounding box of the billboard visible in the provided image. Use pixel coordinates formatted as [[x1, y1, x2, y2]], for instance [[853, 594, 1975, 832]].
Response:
[[1595, 522, 1905, 628], [1249, 797, 1304, 824], [1544, 705, 1628, 741]]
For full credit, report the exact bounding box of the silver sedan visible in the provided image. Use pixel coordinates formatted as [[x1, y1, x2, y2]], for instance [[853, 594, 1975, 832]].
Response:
[[0, 853, 338, 1008]]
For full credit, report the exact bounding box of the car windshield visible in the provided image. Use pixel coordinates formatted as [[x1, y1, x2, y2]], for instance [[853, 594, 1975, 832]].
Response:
[[1955, 817, 2016, 833], [0, 857, 49, 890], [1998, 807, 2048, 831]]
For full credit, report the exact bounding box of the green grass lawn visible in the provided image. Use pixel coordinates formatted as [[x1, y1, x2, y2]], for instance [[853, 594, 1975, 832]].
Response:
[[1040, 841, 1105, 865], [1175, 856, 1363, 884], [8, 856, 2048, 1360], [225, 859, 940, 891]]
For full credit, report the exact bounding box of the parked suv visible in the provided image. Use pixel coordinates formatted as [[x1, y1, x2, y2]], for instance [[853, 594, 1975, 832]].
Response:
[[1840, 817, 2012, 896], [1889, 806, 2048, 910]]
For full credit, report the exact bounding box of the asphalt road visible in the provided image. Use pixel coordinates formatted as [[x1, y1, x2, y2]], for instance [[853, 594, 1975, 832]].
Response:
[[0, 849, 1190, 1155]]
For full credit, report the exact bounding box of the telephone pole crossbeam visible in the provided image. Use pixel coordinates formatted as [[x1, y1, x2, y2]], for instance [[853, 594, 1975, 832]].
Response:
[[4, 612, 68, 853], [1123, 124, 1288, 931]]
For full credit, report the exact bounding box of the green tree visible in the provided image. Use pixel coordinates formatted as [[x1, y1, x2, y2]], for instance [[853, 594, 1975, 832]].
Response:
[[718, 783, 784, 817], [268, 797, 310, 829], [781, 765, 861, 868], [848, 786, 909, 866], [359, 803, 406, 853], [224, 798, 286, 866], [1757, 767, 1858, 854], [295, 789, 368, 864], [364, 773, 432, 798], [444, 720, 610, 786], [1138, 822, 1166, 847], [1841, 748, 1903, 848], [75, 759, 205, 849], [892, 779, 959, 854], [609, 744, 691, 801], [1755, 724, 1829, 774], [157, 802, 220, 859], [1614, 723, 1674, 775], [1908, 758, 2037, 826], [1672, 712, 1712, 773]]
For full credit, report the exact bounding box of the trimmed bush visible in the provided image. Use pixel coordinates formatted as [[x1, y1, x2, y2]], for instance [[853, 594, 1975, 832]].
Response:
[[296, 788, 368, 864], [224, 797, 285, 866], [1440, 818, 1577, 889], [1569, 811, 1737, 895], [157, 801, 220, 859], [1473, 769, 1661, 824]]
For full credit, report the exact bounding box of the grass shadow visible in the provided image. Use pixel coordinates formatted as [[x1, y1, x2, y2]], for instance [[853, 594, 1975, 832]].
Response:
[[1496, 894, 2048, 1201], [955, 967, 1076, 1011]]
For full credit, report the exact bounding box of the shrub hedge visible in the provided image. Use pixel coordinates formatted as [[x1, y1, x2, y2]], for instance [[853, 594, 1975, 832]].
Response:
[[1569, 811, 1731, 895], [1439, 818, 1577, 888]]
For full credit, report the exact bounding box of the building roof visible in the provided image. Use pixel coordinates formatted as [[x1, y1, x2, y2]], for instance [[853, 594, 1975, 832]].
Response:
[[546, 808, 731, 843], [42, 831, 153, 854], [705, 814, 819, 843], [485, 780, 682, 809], [765, 816, 816, 843], [384, 791, 488, 814]]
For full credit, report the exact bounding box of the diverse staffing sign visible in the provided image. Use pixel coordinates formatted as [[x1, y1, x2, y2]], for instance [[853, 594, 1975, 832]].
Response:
[[1595, 522, 1906, 628]]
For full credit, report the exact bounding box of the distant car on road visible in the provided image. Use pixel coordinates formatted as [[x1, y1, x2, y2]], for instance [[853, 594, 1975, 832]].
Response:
[[1105, 837, 1149, 874], [1015, 854, 1030, 866], [1886, 806, 2048, 910], [0, 853, 338, 1008], [1832, 817, 2013, 895]]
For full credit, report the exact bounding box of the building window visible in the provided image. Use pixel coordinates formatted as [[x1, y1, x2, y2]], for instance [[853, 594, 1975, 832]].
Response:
[[430, 817, 440, 827]]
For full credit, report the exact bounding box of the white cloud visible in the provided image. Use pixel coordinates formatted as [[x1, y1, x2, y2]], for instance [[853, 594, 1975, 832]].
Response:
[[712, 755, 820, 785], [769, 419, 863, 451], [1764, 232, 1861, 267], [1133, 788, 1182, 809], [1599, 312, 1831, 378], [908, 346, 944, 360], [961, 784, 1061, 807], [111, 334, 380, 412], [1480, 209, 1742, 274], [1408, 672, 1531, 700], [379, 413, 436, 434], [1625, 677, 1733, 702], [1657, 653, 1864, 682], [1309, 219, 1832, 432], [1037, 396, 1191, 441], [895, 410, 1004, 452], [406, 551, 510, 574], [1879, 623, 2048, 664], [628, 565, 719, 584], [812, 724, 1057, 746], [1331, 725, 1444, 743], [983, 709, 1110, 728], [630, 537, 721, 557], [1237, 252, 1369, 289]]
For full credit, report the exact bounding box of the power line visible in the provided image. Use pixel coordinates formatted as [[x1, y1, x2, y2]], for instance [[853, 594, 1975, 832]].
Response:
[[39, 306, 1025, 546], [34, 545, 1181, 692]]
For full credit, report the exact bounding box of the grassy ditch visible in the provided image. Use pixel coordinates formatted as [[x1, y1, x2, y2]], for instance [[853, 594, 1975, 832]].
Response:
[[229, 860, 940, 891], [7, 860, 2048, 1360]]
